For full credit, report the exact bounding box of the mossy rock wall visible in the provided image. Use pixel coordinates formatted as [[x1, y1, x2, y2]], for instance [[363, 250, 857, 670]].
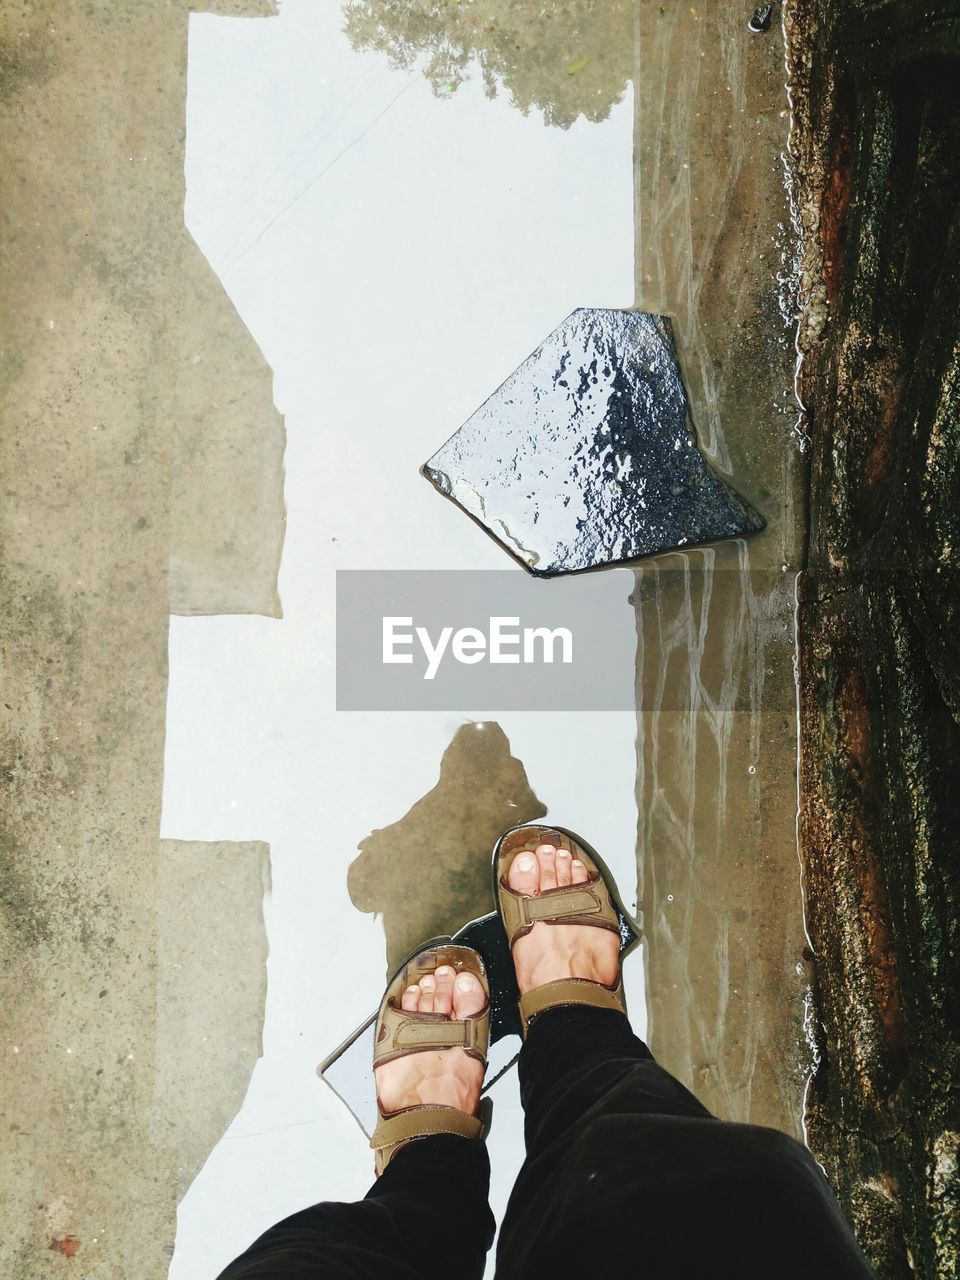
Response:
[[786, 1, 960, 1275]]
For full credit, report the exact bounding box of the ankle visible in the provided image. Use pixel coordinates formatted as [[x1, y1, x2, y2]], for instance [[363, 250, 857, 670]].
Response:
[[513, 926, 620, 995]]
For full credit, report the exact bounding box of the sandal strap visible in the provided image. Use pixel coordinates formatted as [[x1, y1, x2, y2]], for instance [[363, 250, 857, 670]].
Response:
[[499, 876, 620, 948], [518, 975, 626, 1035], [371, 1104, 485, 1175], [373, 999, 489, 1067]]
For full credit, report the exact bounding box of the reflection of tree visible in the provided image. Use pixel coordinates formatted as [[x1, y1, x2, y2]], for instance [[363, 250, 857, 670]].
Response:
[[343, 0, 634, 129]]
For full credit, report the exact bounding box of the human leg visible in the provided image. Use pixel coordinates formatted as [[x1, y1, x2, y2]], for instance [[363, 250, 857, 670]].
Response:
[[493, 833, 877, 1280], [217, 1133, 493, 1280], [216, 955, 495, 1280]]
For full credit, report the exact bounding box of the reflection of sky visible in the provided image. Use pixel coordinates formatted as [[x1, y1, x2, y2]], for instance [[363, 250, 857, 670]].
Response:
[[167, 3, 636, 1275]]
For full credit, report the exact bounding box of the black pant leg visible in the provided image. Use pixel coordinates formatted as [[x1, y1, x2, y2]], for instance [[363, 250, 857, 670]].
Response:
[[517, 1004, 713, 1152], [495, 1007, 878, 1280], [217, 1134, 495, 1280]]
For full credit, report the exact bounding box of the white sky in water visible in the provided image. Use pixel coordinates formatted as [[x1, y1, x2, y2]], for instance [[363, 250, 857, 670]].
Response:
[[166, 4, 636, 1276]]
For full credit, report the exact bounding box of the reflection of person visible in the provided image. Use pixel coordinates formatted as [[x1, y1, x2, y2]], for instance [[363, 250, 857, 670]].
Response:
[[347, 721, 545, 972], [218, 826, 878, 1280]]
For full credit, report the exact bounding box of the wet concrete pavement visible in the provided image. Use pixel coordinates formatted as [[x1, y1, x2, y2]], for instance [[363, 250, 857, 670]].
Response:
[[1, 3, 806, 1277], [631, 1, 809, 1136]]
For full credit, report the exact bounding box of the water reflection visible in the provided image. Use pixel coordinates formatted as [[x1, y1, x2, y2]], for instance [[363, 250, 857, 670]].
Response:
[[344, 0, 635, 127], [633, 545, 804, 1133], [164, 3, 809, 1279], [631, 1, 808, 1136], [348, 721, 545, 972], [168, 5, 636, 1275]]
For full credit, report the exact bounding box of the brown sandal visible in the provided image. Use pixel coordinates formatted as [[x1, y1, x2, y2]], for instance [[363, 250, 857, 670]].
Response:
[[494, 823, 635, 1035], [370, 942, 491, 1174]]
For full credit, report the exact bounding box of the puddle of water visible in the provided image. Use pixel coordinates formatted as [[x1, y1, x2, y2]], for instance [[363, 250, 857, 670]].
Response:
[[161, 5, 809, 1276], [165, 5, 637, 1277]]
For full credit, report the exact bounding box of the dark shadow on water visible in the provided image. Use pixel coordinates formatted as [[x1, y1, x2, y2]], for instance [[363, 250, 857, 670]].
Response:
[[348, 721, 546, 973]]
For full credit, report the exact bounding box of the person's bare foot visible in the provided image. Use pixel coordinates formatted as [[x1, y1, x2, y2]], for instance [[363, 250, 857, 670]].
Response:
[[507, 841, 620, 994], [374, 965, 486, 1116]]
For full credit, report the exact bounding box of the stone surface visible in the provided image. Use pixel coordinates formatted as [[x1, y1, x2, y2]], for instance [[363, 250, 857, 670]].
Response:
[[170, 237, 286, 617], [152, 840, 270, 1198], [424, 308, 764, 575], [630, 0, 809, 1143], [786, 1, 960, 1275], [0, 3, 280, 1276]]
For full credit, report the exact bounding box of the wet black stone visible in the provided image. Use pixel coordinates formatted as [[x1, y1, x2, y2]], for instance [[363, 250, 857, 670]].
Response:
[[423, 308, 765, 575]]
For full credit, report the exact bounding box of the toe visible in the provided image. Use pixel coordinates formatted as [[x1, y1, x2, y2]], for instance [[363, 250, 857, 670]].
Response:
[[571, 857, 589, 884], [556, 846, 573, 886], [507, 848, 540, 896], [433, 965, 454, 1016], [418, 973, 435, 1014], [401, 984, 420, 1012], [537, 843, 558, 892], [452, 971, 486, 1020]]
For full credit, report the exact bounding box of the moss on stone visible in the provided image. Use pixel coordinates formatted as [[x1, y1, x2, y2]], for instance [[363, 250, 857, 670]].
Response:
[[786, 1, 960, 1274]]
